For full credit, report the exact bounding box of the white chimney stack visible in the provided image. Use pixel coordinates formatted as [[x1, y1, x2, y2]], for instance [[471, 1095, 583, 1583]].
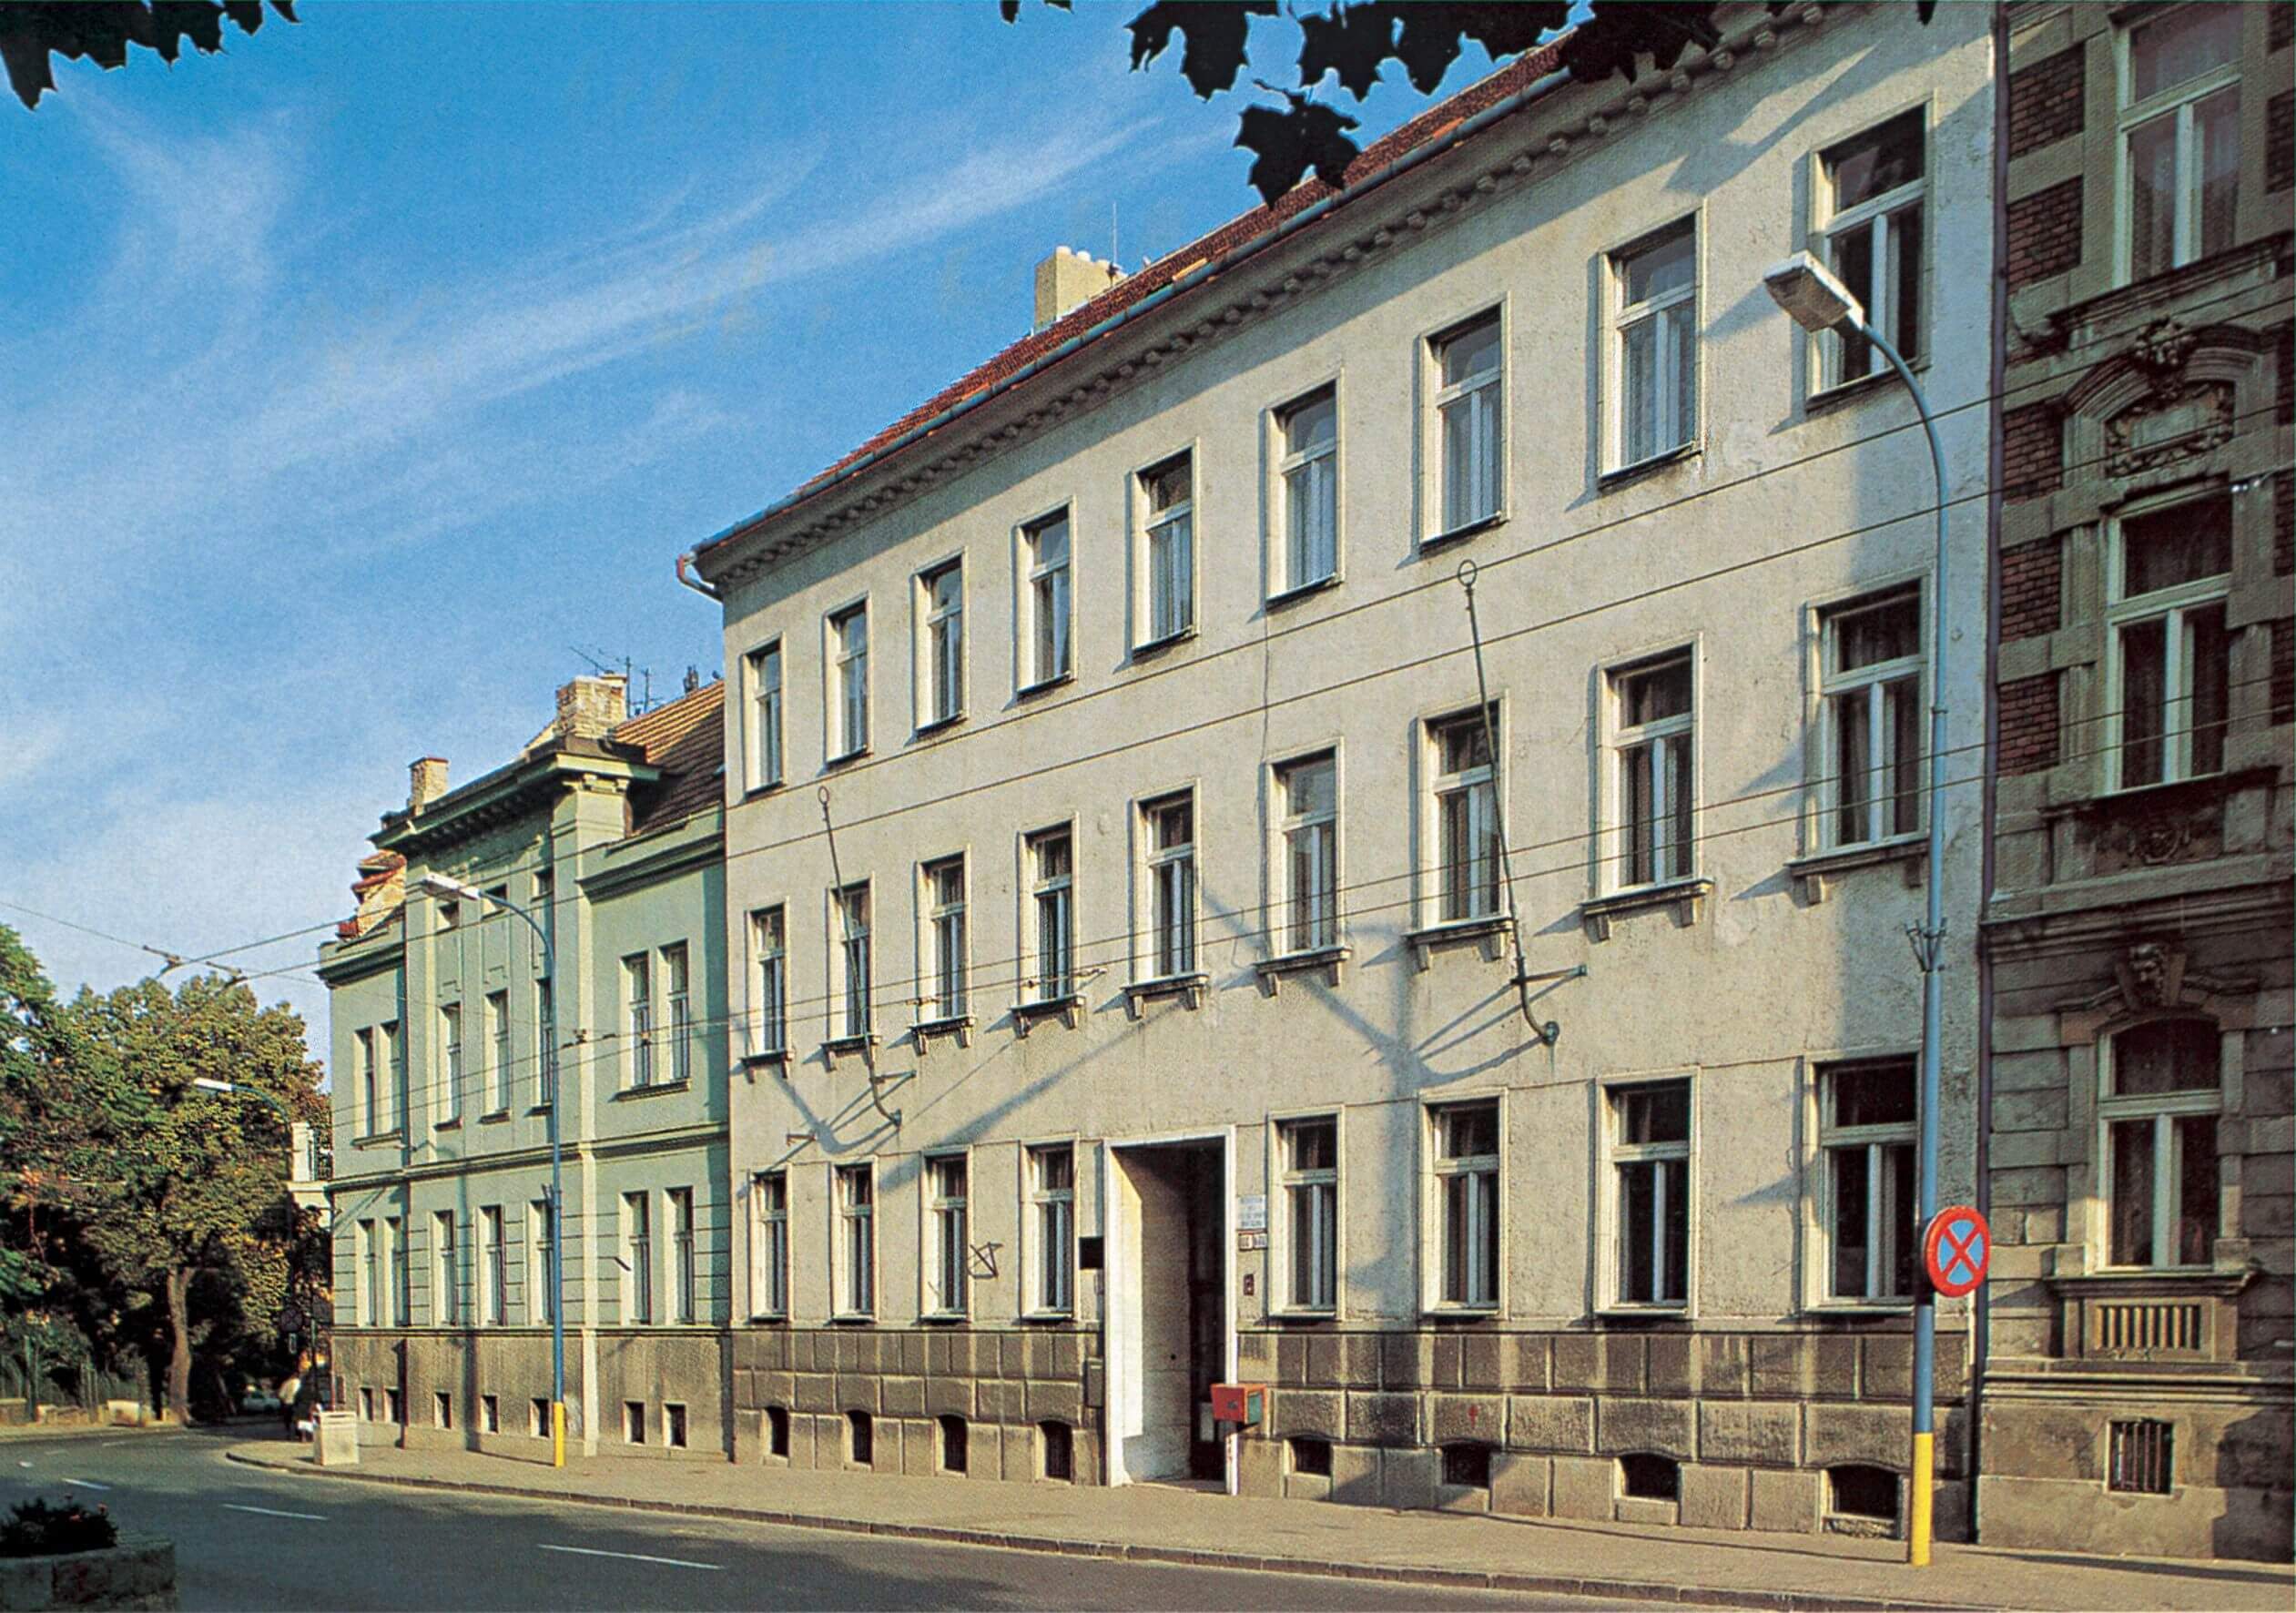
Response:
[[1033, 246, 1124, 332]]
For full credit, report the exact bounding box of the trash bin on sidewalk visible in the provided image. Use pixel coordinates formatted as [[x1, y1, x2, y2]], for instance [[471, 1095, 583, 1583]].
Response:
[[314, 1409, 358, 1467]]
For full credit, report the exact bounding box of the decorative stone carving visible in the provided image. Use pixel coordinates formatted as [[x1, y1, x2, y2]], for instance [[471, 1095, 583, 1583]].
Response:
[[2105, 381, 2233, 477], [2129, 316, 2199, 401], [2058, 938, 2255, 1020], [2088, 792, 2222, 875]]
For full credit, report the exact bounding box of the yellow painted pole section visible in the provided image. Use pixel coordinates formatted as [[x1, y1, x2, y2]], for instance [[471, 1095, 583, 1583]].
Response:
[[553, 1400, 567, 1469], [1908, 1429, 1935, 1567]]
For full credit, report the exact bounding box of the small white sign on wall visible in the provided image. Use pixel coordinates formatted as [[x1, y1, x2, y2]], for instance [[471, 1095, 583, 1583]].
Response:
[[1236, 1193, 1267, 1232]]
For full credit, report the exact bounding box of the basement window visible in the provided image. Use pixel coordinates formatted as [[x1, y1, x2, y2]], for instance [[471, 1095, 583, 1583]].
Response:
[[939, 1415, 969, 1476], [480, 1395, 499, 1435], [530, 1397, 550, 1438], [665, 1403, 688, 1450], [2108, 1419, 2173, 1495], [1619, 1453, 1680, 1501], [1827, 1464, 1900, 1524], [765, 1405, 790, 1460], [1039, 1420, 1073, 1482], [1441, 1443, 1491, 1489], [1289, 1437, 1333, 1478], [848, 1409, 874, 1467], [624, 1401, 645, 1445], [433, 1391, 452, 1430]]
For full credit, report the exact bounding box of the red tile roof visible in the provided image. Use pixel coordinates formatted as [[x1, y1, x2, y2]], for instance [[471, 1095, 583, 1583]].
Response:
[[611, 679, 726, 838], [751, 44, 1564, 533]]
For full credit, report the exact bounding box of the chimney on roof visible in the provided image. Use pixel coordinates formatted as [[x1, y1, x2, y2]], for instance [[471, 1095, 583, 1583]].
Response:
[[555, 674, 628, 742], [408, 757, 448, 814], [1033, 246, 1124, 332]]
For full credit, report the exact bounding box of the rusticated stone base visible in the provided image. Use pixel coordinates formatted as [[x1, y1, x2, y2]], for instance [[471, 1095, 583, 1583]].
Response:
[[0, 1536, 177, 1611]]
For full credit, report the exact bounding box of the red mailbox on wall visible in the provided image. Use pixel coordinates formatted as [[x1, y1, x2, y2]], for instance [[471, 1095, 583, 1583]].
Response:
[[1209, 1383, 1266, 1427]]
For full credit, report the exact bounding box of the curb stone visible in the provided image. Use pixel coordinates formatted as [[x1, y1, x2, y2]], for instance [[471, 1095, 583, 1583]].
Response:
[[220, 1447, 1982, 1612]]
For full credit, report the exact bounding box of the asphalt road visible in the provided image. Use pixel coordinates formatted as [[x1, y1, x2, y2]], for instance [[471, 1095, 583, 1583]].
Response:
[[1, 1428, 1620, 1610]]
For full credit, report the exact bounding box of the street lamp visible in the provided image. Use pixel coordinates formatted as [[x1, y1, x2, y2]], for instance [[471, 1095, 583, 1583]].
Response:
[[414, 871, 568, 1469], [190, 1077, 292, 1117], [1763, 251, 1950, 1568]]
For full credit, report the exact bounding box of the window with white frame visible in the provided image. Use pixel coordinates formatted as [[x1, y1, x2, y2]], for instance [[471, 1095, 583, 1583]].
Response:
[[481, 1205, 506, 1326], [1277, 387, 1338, 591], [928, 1154, 969, 1315], [1022, 510, 1072, 687], [531, 1199, 554, 1324], [358, 1219, 378, 1325], [750, 1171, 788, 1318], [533, 981, 554, 1108], [669, 1187, 697, 1324], [1432, 1101, 1499, 1309], [1027, 827, 1073, 1001], [1428, 707, 1499, 923], [1280, 1117, 1338, 1313], [750, 907, 787, 1055], [1433, 311, 1502, 534], [1276, 753, 1337, 953], [924, 857, 967, 1021], [1817, 109, 1925, 389], [623, 1191, 653, 1324], [1142, 792, 1196, 978], [1819, 1060, 1917, 1302], [1611, 654, 1695, 889], [485, 990, 510, 1112], [747, 642, 783, 791], [833, 883, 872, 1040], [2109, 497, 2232, 789], [2120, 2, 2240, 284], [388, 1215, 409, 1325], [1610, 1081, 1691, 1307], [533, 867, 554, 968], [432, 1211, 458, 1326], [1610, 219, 1698, 470], [1819, 588, 1924, 847], [663, 942, 692, 1085], [1140, 453, 1194, 644], [356, 1028, 378, 1135], [438, 1002, 462, 1124], [829, 602, 869, 759], [837, 1163, 875, 1316], [2102, 1018, 2220, 1269], [920, 558, 964, 727], [1030, 1144, 1074, 1314], [384, 1020, 405, 1132], [623, 953, 653, 1088]]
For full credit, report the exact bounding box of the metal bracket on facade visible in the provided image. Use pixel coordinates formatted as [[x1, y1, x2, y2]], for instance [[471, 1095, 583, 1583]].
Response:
[[866, 1069, 911, 1131], [968, 1242, 1001, 1281]]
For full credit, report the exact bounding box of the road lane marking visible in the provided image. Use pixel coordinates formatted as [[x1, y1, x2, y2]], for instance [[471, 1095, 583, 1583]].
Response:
[[63, 1478, 110, 1491], [537, 1543, 722, 1572], [222, 1504, 326, 1521]]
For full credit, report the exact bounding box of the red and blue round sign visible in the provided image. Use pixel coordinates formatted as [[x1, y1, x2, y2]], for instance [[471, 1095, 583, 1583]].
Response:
[[1922, 1206, 1990, 1298]]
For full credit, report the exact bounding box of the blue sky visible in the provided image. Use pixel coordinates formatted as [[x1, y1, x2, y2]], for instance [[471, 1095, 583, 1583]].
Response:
[[0, 1, 1522, 1051]]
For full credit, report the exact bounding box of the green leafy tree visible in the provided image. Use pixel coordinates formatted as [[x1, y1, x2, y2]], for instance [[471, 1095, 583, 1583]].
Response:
[[0, 2, 297, 111]]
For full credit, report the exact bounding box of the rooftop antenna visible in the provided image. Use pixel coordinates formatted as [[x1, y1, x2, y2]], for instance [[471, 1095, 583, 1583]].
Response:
[[1111, 201, 1118, 273]]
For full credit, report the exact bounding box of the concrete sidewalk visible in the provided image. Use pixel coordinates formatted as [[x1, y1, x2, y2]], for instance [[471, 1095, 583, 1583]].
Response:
[[224, 1437, 2292, 1612]]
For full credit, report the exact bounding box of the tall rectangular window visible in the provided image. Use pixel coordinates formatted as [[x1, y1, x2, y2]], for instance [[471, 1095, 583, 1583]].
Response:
[[1278, 388, 1338, 591], [2111, 499, 2231, 789], [1030, 1144, 1074, 1314], [1820, 1060, 1916, 1301], [1433, 1102, 1499, 1309], [1434, 311, 1502, 533], [750, 907, 787, 1055], [830, 603, 869, 759], [669, 1187, 696, 1324], [834, 883, 872, 1040], [1281, 1118, 1338, 1313], [623, 953, 653, 1088], [484, 990, 510, 1113], [432, 1211, 459, 1326], [1818, 110, 1925, 387], [532, 868, 553, 969], [1143, 793, 1196, 978], [928, 1154, 969, 1315], [533, 980, 554, 1110], [1140, 453, 1194, 644], [356, 1028, 378, 1135], [1277, 753, 1337, 952], [1611, 1081, 1691, 1307], [750, 1172, 787, 1319], [1820, 588, 1924, 847], [623, 1191, 654, 1325], [481, 1205, 506, 1326], [2103, 1019, 2221, 1269], [1022, 511, 1072, 687], [1610, 219, 1698, 469], [1028, 827, 1074, 1002], [662, 942, 692, 1085], [388, 1216, 409, 1326], [1429, 708, 1499, 923], [531, 1199, 554, 1325], [358, 1219, 378, 1326], [920, 560, 964, 727], [918, 857, 966, 1020], [2121, 2, 2240, 282], [837, 1164, 875, 1317], [438, 1002, 462, 1125], [1612, 655, 1695, 888], [747, 642, 783, 791], [384, 1020, 405, 1133]]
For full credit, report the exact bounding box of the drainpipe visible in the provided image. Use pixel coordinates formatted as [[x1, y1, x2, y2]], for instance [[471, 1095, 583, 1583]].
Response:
[[675, 551, 720, 602]]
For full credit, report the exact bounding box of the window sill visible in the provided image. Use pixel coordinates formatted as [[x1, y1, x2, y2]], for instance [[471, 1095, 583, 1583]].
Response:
[[1580, 877, 1713, 942], [747, 1313, 788, 1326], [912, 713, 964, 741], [911, 1013, 974, 1052], [822, 1033, 879, 1060], [477, 1110, 513, 1125], [1265, 573, 1340, 610], [1599, 442, 1699, 491], [1802, 1301, 1915, 1320], [828, 1314, 877, 1327], [1404, 915, 1512, 972], [919, 1311, 970, 1326], [1130, 627, 1198, 661], [351, 1131, 404, 1149], [1596, 1304, 1691, 1323], [1020, 1310, 1075, 1326], [526, 1103, 554, 1117], [433, 1118, 462, 1131], [1011, 992, 1085, 1036], [2049, 1267, 2252, 1296], [824, 746, 871, 770], [1421, 1305, 1500, 1323], [1016, 671, 1075, 701], [1269, 1308, 1339, 1325], [1788, 838, 1925, 903], [740, 781, 786, 803], [1418, 512, 1505, 556], [1808, 360, 1926, 416], [611, 1080, 692, 1101], [1123, 972, 1210, 1018], [1255, 946, 1348, 995], [739, 1049, 790, 1072]]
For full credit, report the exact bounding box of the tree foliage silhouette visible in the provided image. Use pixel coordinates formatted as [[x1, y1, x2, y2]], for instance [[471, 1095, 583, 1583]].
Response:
[[0, 2, 298, 111]]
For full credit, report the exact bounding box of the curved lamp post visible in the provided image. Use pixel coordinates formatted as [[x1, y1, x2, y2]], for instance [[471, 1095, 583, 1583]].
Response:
[[413, 872, 567, 1468], [1763, 252, 1950, 1567]]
